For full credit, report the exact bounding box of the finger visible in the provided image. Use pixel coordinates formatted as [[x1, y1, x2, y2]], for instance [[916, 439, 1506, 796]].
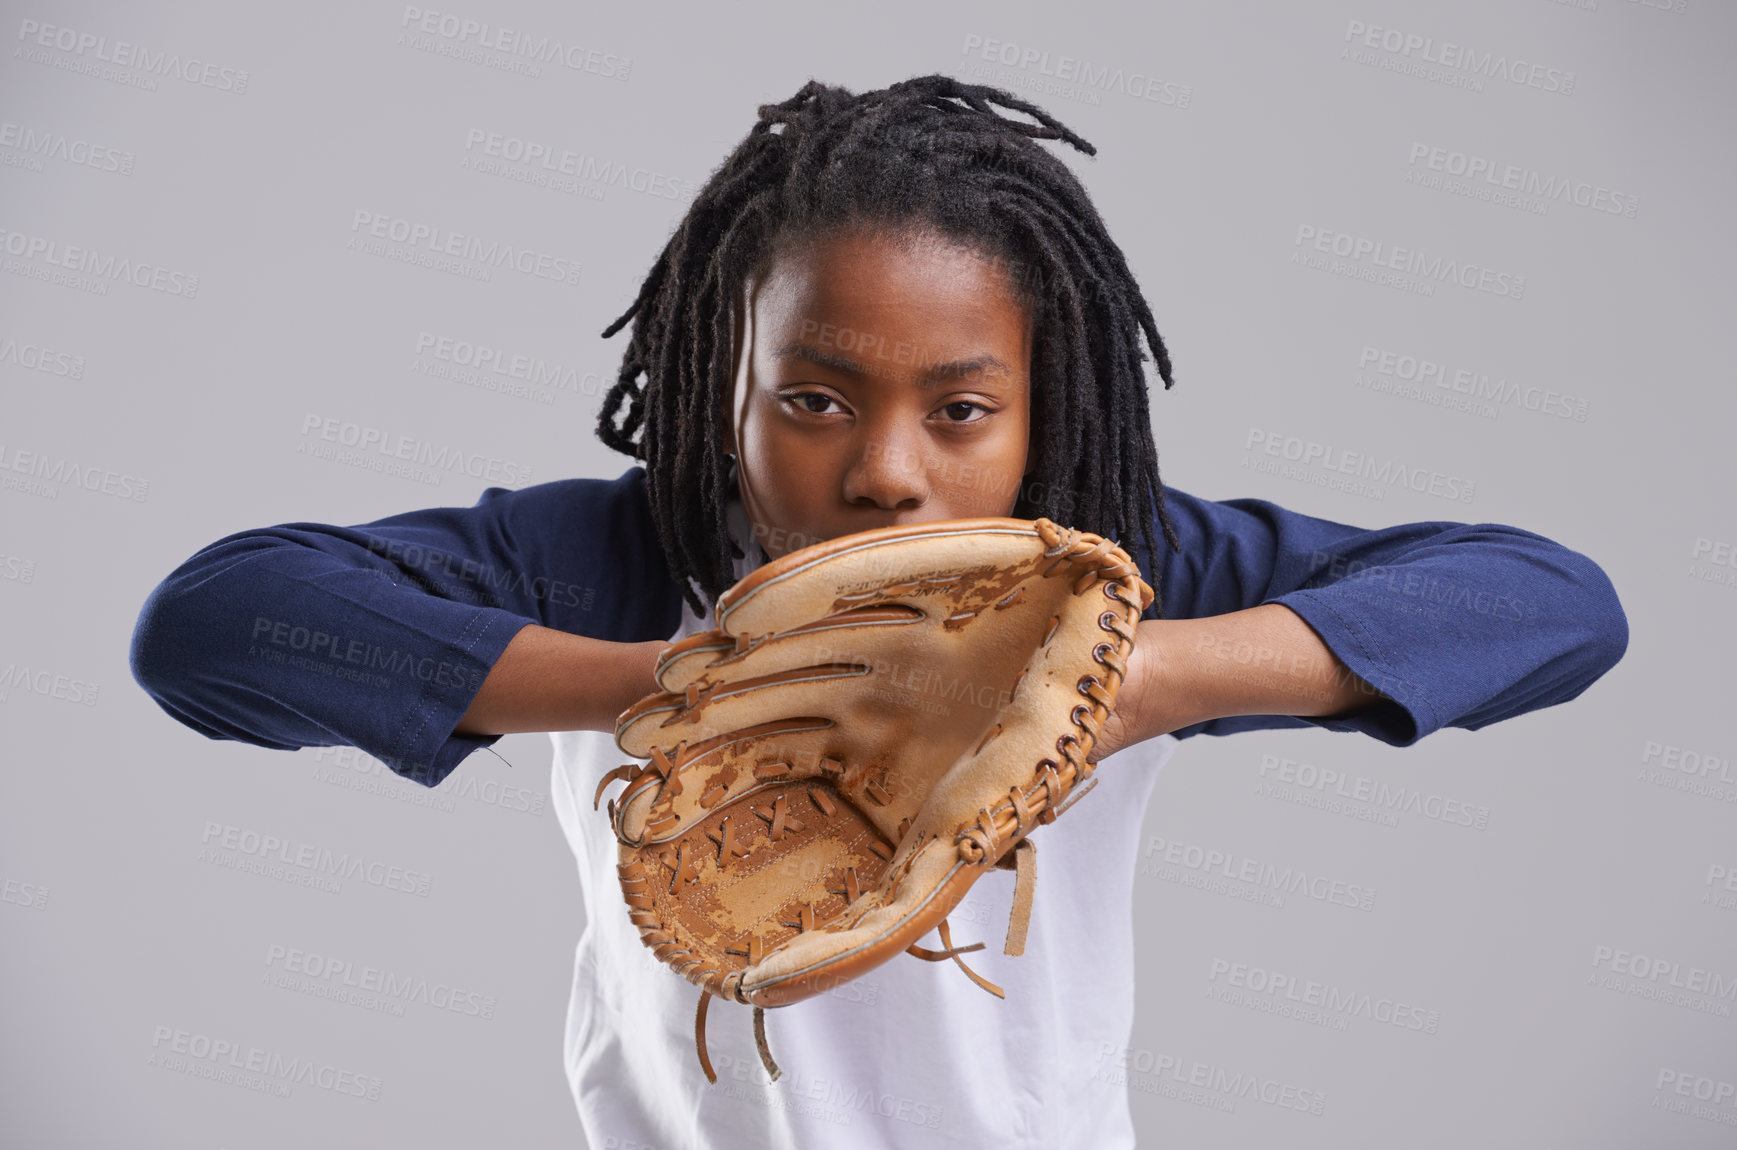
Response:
[[654, 604, 926, 693], [613, 716, 838, 845], [718, 518, 1050, 638], [617, 661, 867, 757]]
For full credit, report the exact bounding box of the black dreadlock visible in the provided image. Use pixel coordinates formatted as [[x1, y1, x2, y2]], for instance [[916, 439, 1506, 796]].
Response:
[[597, 73, 1183, 619]]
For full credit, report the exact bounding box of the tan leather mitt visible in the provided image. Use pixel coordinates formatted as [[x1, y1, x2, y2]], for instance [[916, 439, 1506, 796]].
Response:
[[594, 516, 1153, 1081]]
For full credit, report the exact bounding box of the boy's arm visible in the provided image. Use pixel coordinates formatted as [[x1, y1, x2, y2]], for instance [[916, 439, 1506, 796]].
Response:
[[453, 625, 667, 737], [129, 467, 683, 787], [1100, 489, 1629, 751], [1092, 602, 1377, 760]]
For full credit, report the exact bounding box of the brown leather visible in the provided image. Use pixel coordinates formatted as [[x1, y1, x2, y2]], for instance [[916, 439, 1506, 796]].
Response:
[[598, 517, 1152, 1031]]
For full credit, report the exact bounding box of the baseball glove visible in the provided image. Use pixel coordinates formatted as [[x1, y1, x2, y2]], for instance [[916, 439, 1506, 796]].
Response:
[[594, 516, 1152, 1082]]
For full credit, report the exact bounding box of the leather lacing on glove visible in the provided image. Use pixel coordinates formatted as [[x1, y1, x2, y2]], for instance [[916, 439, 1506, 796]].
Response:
[[595, 520, 1149, 1085]]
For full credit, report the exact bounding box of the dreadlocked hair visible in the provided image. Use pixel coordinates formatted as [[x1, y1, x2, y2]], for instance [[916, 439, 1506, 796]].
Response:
[[597, 73, 1183, 619]]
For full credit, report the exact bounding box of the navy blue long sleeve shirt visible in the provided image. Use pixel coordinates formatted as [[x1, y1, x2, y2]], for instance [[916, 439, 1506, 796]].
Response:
[[128, 466, 1629, 787]]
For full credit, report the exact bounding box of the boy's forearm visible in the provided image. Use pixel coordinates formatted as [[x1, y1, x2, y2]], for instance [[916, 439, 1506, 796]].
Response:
[[1118, 604, 1383, 746], [454, 625, 666, 737], [457, 604, 1379, 746]]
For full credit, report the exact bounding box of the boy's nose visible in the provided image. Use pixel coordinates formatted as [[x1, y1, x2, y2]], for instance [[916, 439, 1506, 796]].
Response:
[[841, 433, 929, 511]]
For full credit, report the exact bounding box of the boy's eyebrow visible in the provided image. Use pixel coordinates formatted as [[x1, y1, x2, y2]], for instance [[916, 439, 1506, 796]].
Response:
[[772, 342, 1015, 388]]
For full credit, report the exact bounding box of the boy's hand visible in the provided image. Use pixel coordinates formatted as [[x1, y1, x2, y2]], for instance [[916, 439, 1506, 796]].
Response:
[[1088, 605, 1384, 761], [1088, 639, 1155, 762]]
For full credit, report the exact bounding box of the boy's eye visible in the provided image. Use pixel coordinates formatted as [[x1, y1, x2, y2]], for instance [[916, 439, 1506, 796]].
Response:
[[790, 392, 841, 415], [940, 401, 989, 423]]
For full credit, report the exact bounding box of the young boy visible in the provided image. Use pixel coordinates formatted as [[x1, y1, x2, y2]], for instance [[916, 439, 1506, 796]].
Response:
[[130, 76, 1627, 1148]]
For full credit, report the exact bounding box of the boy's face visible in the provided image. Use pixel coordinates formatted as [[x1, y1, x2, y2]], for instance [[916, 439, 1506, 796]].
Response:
[[726, 226, 1035, 560]]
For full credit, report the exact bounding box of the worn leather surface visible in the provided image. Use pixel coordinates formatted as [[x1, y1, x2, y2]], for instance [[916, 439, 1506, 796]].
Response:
[[602, 517, 1152, 1009]]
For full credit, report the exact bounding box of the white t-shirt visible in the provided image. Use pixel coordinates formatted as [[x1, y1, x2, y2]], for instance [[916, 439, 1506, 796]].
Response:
[[548, 499, 1179, 1149]]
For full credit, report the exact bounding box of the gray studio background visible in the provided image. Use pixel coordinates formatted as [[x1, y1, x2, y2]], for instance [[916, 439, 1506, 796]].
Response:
[[4, 0, 1733, 1146]]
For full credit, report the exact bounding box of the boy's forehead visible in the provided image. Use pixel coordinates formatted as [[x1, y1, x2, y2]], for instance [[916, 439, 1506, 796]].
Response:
[[741, 237, 1032, 354], [757, 228, 1016, 298], [770, 338, 1020, 392]]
